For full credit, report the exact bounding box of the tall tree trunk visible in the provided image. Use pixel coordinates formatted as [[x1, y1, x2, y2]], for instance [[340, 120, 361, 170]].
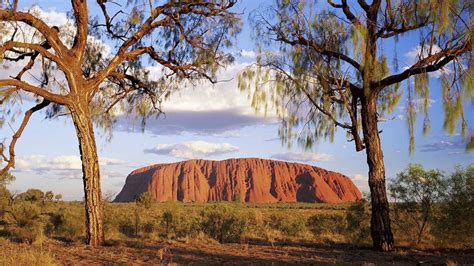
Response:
[[70, 103, 104, 246], [361, 95, 394, 252]]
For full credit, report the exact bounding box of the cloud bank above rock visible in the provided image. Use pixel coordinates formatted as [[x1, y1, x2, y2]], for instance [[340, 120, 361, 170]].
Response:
[[144, 141, 239, 159]]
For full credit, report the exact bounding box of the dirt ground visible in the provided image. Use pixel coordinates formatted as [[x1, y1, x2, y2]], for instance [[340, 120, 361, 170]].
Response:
[[2, 239, 473, 265]]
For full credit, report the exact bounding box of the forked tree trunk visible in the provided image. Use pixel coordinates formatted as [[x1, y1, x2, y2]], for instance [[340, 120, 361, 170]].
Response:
[[361, 95, 394, 252], [70, 102, 104, 246]]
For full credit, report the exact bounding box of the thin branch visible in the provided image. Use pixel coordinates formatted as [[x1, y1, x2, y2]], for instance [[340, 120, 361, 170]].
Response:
[[373, 42, 471, 90], [0, 99, 51, 176], [0, 79, 67, 104]]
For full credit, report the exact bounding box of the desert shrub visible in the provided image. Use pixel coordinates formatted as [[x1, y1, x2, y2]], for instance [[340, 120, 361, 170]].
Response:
[[15, 189, 45, 203], [0, 186, 12, 214], [307, 213, 346, 239], [389, 164, 445, 245], [48, 208, 84, 240], [159, 207, 201, 239], [233, 192, 243, 203], [266, 213, 306, 237], [345, 200, 371, 245], [44, 191, 54, 202], [104, 205, 135, 238], [3, 202, 45, 243], [119, 221, 136, 238], [433, 165, 474, 247], [130, 192, 156, 237], [104, 203, 131, 238], [142, 222, 155, 235], [0, 173, 14, 215], [200, 204, 247, 243], [240, 209, 265, 238], [161, 209, 178, 238], [178, 215, 202, 239], [136, 192, 154, 209]]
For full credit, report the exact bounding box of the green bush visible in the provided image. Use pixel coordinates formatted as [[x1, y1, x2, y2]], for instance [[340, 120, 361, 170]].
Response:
[[48, 208, 84, 239], [345, 201, 371, 245], [119, 219, 136, 238], [3, 202, 45, 243], [136, 192, 153, 209], [0, 186, 12, 214], [161, 209, 178, 238], [433, 165, 474, 247], [307, 213, 346, 237], [160, 207, 201, 239], [200, 204, 247, 243], [266, 213, 306, 237], [15, 189, 45, 203]]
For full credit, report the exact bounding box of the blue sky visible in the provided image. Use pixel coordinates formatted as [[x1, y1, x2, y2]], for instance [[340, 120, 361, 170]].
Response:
[[1, 1, 472, 200]]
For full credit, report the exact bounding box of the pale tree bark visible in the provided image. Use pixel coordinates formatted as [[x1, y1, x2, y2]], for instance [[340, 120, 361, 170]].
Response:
[[361, 94, 394, 252], [70, 101, 104, 246]]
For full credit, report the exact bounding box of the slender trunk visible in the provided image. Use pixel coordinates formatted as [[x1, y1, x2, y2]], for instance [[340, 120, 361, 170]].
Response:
[[70, 102, 104, 246], [361, 95, 394, 252]]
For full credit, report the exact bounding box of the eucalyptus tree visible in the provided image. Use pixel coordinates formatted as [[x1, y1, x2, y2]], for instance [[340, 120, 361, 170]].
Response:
[[0, 0, 239, 246], [240, 0, 472, 251]]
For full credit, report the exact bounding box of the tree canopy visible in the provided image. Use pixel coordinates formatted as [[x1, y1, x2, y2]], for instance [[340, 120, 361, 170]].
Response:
[[240, 0, 472, 252], [0, 0, 240, 246], [240, 0, 472, 152]]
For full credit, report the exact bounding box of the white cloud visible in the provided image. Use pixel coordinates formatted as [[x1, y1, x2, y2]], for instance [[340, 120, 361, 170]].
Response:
[[404, 45, 452, 78], [160, 63, 270, 115], [114, 63, 278, 135], [351, 174, 369, 193], [144, 141, 239, 159], [420, 138, 466, 152], [396, 98, 436, 121], [271, 152, 334, 162], [29, 6, 69, 26], [240, 49, 256, 58], [11, 155, 127, 179]]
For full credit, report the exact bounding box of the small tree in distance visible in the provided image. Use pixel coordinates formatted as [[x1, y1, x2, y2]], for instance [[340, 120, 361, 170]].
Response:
[[433, 164, 474, 246], [134, 192, 154, 236], [136, 192, 153, 210], [54, 194, 62, 202], [389, 164, 445, 244]]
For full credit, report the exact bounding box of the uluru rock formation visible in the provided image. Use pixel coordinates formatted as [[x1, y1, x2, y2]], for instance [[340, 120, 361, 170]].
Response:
[[114, 158, 362, 204]]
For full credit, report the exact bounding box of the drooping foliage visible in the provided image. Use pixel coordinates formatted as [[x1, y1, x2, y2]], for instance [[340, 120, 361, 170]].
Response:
[[239, 0, 472, 152], [240, 0, 472, 252]]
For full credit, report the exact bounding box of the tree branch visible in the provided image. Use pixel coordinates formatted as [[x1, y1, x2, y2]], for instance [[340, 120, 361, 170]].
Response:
[[0, 99, 50, 176], [0, 79, 67, 104], [71, 0, 89, 61], [0, 9, 68, 55], [328, 0, 360, 24], [1, 40, 68, 71], [373, 42, 471, 90], [276, 33, 361, 71]]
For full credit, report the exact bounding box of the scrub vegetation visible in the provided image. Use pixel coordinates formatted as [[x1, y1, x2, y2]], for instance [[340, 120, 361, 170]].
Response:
[[0, 165, 472, 264]]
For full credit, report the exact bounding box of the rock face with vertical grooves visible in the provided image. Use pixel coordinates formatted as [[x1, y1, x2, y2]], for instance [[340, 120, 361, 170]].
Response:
[[114, 158, 362, 203]]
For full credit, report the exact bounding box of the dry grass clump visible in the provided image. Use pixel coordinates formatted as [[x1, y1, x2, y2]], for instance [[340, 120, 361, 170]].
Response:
[[0, 239, 56, 266]]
